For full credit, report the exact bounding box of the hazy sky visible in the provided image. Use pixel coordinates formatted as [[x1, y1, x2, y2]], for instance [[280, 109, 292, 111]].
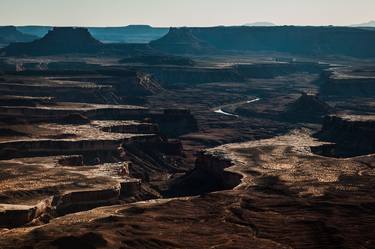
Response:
[[0, 0, 374, 27]]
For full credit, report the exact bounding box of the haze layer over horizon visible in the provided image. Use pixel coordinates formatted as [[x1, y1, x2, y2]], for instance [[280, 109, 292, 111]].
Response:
[[0, 0, 374, 27]]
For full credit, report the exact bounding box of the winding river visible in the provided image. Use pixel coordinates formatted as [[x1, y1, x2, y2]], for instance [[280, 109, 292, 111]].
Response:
[[213, 97, 260, 117]]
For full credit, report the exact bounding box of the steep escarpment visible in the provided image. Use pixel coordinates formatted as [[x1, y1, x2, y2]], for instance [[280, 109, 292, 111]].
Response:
[[150, 109, 198, 137], [152, 26, 375, 57], [165, 151, 242, 197], [282, 93, 334, 122], [2, 131, 374, 249], [0, 62, 198, 229], [316, 67, 375, 115], [314, 115, 375, 157], [1, 27, 103, 56], [320, 69, 375, 98], [0, 65, 164, 105]]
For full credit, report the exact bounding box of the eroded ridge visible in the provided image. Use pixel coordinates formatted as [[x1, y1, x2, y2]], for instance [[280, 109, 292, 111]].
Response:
[[0, 66, 197, 229], [1, 130, 374, 249]]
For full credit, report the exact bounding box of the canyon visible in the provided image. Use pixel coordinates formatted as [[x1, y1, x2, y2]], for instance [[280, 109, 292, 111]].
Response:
[[0, 26, 374, 249]]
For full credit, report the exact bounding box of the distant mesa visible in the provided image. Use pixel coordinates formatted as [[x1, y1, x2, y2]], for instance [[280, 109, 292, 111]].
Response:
[[150, 27, 214, 54], [1, 27, 103, 56], [3, 25, 375, 58], [17, 25, 169, 44], [150, 26, 375, 58], [244, 22, 276, 26], [0, 26, 37, 46]]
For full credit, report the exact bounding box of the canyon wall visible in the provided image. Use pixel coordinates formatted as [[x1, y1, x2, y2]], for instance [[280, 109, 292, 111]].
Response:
[[151, 26, 375, 58], [315, 115, 375, 156]]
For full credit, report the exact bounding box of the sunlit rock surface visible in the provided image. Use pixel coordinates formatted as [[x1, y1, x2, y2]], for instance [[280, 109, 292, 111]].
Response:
[[1, 130, 374, 248]]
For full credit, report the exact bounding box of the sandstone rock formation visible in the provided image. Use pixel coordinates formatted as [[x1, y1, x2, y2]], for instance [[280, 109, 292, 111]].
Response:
[[315, 114, 375, 157], [283, 93, 333, 122], [0, 31, 374, 248], [0, 60, 198, 229], [1, 130, 374, 248], [16, 25, 169, 43], [1, 27, 103, 56], [150, 27, 214, 54], [151, 26, 375, 57], [320, 67, 375, 97]]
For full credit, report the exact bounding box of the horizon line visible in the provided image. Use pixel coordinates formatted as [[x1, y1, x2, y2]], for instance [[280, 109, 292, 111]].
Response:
[[1, 23, 373, 28]]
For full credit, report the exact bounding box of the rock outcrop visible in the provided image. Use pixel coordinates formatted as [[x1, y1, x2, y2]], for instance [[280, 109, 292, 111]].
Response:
[[1, 27, 103, 56], [283, 93, 333, 122], [0, 199, 52, 228], [320, 69, 375, 97], [2, 131, 374, 248], [151, 109, 198, 137], [315, 115, 375, 156], [150, 27, 214, 54], [52, 187, 120, 215], [166, 151, 242, 197], [151, 26, 375, 57]]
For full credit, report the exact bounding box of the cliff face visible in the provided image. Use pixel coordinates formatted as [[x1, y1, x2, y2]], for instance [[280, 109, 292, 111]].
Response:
[[151, 109, 198, 137], [2, 27, 103, 56], [165, 152, 242, 197], [318, 67, 375, 115], [320, 76, 375, 97], [151, 26, 375, 57], [283, 93, 333, 123], [4, 132, 374, 249], [315, 115, 375, 156]]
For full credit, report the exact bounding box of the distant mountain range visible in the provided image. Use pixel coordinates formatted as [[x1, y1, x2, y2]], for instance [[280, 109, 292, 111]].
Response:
[[244, 22, 276, 27], [351, 20, 375, 27], [16, 25, 169, 43]]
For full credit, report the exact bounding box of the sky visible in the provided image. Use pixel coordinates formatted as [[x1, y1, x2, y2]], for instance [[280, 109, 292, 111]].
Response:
[[0, 0, 374, 27]]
